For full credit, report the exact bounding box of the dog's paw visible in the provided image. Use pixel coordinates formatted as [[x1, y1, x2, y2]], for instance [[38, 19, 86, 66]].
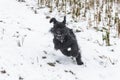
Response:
[[77, 61, 84, 65]]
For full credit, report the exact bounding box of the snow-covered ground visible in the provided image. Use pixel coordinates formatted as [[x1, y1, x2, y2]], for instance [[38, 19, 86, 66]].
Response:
[[0, 0, 120, 80]]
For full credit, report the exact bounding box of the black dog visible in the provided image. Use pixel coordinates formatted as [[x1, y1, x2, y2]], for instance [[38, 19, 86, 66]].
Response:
[[50, 16, 83, 65]]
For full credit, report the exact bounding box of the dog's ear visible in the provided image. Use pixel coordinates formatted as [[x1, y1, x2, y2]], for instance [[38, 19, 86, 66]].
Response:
[[50, 18, 57, 24], [62, 16, 66, 24]]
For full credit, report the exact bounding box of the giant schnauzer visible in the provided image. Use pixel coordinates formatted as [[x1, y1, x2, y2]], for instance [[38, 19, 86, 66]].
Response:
[[50, 16, 83, 65]]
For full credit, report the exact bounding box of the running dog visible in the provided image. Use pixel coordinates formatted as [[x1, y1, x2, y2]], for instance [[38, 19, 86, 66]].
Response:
[[50, 16, 83, 65]]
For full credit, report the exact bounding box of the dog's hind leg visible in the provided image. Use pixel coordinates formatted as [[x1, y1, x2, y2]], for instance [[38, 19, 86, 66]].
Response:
[[76, 52, 84, 65]]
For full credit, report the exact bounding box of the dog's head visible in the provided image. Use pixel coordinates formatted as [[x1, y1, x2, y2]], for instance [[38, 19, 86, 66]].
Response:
[[50, 16, 66, 28], [50, 16, 69, 42]]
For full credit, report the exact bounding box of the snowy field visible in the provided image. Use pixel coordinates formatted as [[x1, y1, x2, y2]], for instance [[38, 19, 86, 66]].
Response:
[[0, 0, 120, 80]]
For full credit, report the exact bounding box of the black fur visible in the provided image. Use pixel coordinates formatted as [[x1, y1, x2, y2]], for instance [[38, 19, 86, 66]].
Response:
[[50, 17, 83, 65]]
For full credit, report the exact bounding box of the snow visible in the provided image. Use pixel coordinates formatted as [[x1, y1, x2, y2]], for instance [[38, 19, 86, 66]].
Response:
[[0, 0, 120, 80]]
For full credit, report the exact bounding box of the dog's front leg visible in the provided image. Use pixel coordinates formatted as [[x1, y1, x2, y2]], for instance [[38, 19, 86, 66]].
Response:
[[70, 42, 84, 65], [76, 52, 84, 65], [53, 38, 61, 50]]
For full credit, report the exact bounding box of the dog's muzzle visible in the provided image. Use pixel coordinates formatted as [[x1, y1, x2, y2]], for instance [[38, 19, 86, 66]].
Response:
[[55, 34, 64, 43]]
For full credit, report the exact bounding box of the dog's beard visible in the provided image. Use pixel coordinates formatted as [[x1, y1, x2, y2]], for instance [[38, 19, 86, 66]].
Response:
[[56, 35, 64, 43]]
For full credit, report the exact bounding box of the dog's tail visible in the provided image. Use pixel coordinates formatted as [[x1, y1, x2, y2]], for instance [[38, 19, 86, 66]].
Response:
[[50, 18, 57, 24]]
